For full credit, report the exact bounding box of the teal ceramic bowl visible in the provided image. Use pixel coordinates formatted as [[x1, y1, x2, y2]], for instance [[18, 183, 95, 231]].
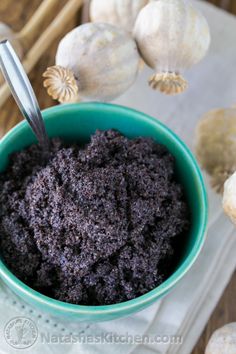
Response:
[[0, 102, 207, 322]]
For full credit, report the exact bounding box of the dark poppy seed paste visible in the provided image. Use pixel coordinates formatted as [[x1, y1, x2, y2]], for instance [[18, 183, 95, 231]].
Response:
[[0, 130, 189, 305]]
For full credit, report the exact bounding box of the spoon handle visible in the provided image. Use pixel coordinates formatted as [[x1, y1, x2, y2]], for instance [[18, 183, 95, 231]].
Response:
[[0, 40, 49, 149]]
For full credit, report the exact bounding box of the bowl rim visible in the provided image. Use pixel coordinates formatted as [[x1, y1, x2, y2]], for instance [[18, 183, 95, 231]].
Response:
[[0, 102, 208, 314]]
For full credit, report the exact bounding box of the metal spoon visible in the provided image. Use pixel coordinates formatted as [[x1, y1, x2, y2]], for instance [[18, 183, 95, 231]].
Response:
[[0, 40, 50, 150]]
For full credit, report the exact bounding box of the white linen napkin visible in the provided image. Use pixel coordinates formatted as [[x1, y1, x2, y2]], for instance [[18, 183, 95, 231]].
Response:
[[0, 1, 236, 353]]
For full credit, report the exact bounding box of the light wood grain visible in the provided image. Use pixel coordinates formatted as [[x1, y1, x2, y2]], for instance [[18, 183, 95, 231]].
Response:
[[0, 1, 235, 353], [0, 0, 81, 137], [0, 0, 83, 108], [16, 0, 59, 51]]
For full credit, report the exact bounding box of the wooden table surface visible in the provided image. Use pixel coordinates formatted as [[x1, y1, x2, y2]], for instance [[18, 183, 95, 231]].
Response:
[[0, 1, 235, 353]]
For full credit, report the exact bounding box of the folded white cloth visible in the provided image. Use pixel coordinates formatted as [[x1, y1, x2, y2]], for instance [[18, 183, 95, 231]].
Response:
[[0, 1, 236, 353]]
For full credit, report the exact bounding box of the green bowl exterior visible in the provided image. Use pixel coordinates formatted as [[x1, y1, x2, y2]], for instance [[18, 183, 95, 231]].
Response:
[[0, 102, 208, 322]]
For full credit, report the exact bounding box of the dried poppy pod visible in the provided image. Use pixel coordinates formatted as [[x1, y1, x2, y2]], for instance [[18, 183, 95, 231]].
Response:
[[134, 0, 211, 95], [205, 323, 236, 354], [43, 23, 140, 103], [90, 0, 149, 33], [43, 66, 78, 103], [223, 172, 236, 225], [195, 107, 236, 193]]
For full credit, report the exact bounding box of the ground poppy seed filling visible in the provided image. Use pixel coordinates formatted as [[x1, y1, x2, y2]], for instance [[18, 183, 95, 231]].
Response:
[[0, 129, 189, 305]]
